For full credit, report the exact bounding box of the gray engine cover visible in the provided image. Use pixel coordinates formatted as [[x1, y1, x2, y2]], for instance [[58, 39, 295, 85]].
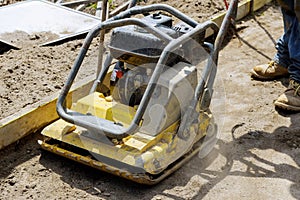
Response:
[[140, 62, 197, 136]]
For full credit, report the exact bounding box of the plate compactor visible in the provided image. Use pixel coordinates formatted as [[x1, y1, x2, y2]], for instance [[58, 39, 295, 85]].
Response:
[[39, 1, 237, 185]]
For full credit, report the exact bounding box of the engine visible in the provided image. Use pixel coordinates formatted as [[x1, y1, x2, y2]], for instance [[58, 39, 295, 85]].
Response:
[[109, 12, 204, 106], [108, 12, 205, 67]]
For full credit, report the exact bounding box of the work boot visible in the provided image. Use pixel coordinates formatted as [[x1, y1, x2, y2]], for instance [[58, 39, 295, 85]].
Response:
[[251, 61, 289, 80], [275, 79, 300, 111]]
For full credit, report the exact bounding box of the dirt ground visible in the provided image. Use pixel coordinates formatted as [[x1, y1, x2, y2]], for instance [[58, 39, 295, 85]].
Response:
[[0, 0, 300, 200], [0, 31, 99, 120]]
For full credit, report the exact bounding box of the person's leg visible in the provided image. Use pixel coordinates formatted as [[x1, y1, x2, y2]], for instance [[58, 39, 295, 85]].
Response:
[[288, 17, 300, 83], [275, 1, 300, 111], [251, 7, 292, 80], [273, 8, 294, 68]]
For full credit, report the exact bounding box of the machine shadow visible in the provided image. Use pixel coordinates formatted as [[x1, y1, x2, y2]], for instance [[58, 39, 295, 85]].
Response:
[[233, 7, 279, 61], [190, 112, 300, 199], [208, 4, 280, 66]]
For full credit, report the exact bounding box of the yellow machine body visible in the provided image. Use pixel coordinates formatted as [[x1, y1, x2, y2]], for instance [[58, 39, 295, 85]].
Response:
[[40, 89, 212, 184], [36, 2, 226, 183], [37, 0, 239, 184]]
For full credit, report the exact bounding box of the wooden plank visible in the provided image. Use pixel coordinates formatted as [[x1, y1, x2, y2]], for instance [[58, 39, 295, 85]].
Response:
[[60, 0, 98, 8], [236, 0, 252, 20], [253, 0, 273, 11], [208, 0, 271, 37], [108, 1, 130, 18], [211, 0, 251, 27], [0, 75, 95, 150]]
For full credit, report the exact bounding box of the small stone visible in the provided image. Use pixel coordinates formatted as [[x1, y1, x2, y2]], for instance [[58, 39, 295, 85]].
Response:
[[93, 187, 101, 195], [7, 175, 14, 179], [25, 183, 36, 189], [44, 87, 52, 93], [103, 192, 110, 197], [54, 85, 61, 89], [29, 34, 40, 40], [91, 191, 100, 195], [8, 180, 16, 186]]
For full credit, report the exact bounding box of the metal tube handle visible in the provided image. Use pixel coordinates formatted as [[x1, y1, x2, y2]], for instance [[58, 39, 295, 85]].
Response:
[[56, 4, 220, 139]]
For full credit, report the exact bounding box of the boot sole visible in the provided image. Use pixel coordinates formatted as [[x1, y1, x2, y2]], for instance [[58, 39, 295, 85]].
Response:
[[274, 101, 300, 111], [250, 69, 288, 80]]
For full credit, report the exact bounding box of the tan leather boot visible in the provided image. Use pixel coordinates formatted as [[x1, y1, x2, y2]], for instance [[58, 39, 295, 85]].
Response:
[[275, 80, 300, 111], [251, 61, 289, 80]]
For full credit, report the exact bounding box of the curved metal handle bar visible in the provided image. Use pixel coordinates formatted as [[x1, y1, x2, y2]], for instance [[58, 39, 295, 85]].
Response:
[[112, 4, 199, 28], [57, 17, 219, 138], [57, 17, 174, 103], [207, 0, 238, 91], [57, 17, 173, 139], [177, 42, 214, 138], [131, 20, 219, 129], [177, 0, 238, 139], [101, 18, 173, 42]]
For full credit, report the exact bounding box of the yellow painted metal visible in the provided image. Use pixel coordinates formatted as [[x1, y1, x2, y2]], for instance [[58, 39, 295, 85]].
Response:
[[41, 89, 212, 175], [39, 109, 212, 184], [74, 92, 114, 120], [111, 103, 136, 127], [39, 136, 208, 185], [72, 92, 136, 127], [41, 118, 179, 173], [253, 0, 273, 11], [38, 140, 149, 183]]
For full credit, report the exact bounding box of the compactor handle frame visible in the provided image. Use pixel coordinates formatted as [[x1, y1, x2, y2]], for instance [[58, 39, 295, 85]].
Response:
[[56, 2, 238, 139], [177, 0, 238, 139]]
